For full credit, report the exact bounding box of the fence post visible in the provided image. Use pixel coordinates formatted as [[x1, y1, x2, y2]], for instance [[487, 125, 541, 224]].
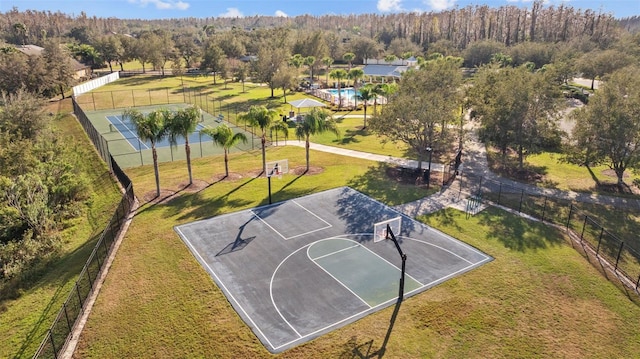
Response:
[[63, 302, 73, 333], [614, 242, 624, 271], [518, 189, 524, 213], [95, 245, 103, 268], [49, 329, 58, 359], [541, 196, 547, 222], [148, 89, 152, 105], [91, 92, 96, 111], [132, 89, 136, 107], [102, 234, 109, 258], [497, 183, 502, 205], [75, 284, 84, 314], [596, 227, 604, 254], [86, 266, 93, 290], [580, 215, 588, 241], [111, 91, 115, 109], [566, 203, 573, 230]]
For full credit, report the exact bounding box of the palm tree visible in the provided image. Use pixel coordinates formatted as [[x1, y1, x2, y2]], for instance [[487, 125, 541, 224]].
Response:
[[295, 108, 340, 171], [357, 84, 376, 129], [270, 121, 289, 146], [348, 67, 364, 108], [329, 69, 348, 108], [124, 108, 170, 197], [343, 52, 356, 70], [373, 83, 397, 115], [239, 106, 278, 173], [304, 56, 316, 86], [321, 56, 334, 87], [166, 106, 201, 185], [202, 124, 247, 178]]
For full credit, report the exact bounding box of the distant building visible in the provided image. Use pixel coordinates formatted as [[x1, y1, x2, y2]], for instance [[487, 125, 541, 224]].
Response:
[[362, 57, 417, 81], [14, 44, 91, 80]]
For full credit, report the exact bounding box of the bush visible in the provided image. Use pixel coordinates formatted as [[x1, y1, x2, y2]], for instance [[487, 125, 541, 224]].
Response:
[[561, 84, 589, 104]]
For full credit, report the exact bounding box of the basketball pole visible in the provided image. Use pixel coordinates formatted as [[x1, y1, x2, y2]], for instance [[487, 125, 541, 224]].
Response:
[[379, 223, 406, 357], [267, 175, 272, 204], [386, 224, 407, 300]]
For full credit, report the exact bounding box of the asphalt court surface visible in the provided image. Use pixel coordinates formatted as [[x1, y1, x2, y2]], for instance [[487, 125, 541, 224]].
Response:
[[175, 187, 492, 353]]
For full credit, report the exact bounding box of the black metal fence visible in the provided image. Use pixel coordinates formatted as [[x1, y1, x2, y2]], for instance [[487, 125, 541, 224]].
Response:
[[457, 173, 640, 292], [73, 98, 112, 172], [32, 102, 136, 359]]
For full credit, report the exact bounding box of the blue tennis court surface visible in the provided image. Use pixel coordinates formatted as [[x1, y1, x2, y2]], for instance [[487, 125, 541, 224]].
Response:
[[106, 114, 212, 151], [174, 187, 492, 353]]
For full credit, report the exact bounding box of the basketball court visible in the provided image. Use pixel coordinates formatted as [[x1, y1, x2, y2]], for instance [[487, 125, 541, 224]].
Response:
[[174, 187, 492, 353]]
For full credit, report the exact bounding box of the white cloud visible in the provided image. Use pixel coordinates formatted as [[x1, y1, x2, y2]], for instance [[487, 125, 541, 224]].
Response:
[[128, 0, 190, 10], [425, 0, 457, 11], [275, 10, 288, 17], [219, 7, 244, 18], [377, 0, 403, 12]]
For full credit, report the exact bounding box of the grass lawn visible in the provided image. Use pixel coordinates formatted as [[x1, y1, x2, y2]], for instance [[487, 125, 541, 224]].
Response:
[[305, 115, 414, 159], [74, 165, 640, 359], [0, 99, 123, 359], [526, 152, 640, 193], [487, 149, 640, 195]]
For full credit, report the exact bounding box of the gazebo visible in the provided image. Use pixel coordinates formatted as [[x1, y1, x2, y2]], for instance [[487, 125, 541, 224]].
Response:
[[287, 98, 327, 120]]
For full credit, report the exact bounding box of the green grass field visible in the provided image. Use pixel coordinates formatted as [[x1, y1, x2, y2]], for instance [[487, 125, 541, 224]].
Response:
[[487, 149, 640, 195]]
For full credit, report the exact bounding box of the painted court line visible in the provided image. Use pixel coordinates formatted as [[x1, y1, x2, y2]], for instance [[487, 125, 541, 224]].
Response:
[[405, 237, 475, 265], [250, 203, 332, 241], [175, 226, 276, 350], [271, 234, 467, 352], [306, 241, 371, 308], [108, 115, 151, 150], [310, 244, 360, 261], [269, 246, 307, 339]]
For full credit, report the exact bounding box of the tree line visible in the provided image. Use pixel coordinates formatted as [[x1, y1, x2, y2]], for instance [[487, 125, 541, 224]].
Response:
[[2, 2, 637, 51]]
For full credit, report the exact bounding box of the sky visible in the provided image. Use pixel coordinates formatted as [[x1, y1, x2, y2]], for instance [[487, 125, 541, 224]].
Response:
[[2, 0, 639, 20]]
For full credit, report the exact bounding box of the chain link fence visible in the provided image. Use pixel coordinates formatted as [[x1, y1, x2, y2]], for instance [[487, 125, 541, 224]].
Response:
[[75, 89, 270, 169]]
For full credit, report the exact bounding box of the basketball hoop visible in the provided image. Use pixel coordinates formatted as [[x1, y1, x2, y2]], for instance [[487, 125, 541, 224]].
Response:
[[373, 217, 401, 243]]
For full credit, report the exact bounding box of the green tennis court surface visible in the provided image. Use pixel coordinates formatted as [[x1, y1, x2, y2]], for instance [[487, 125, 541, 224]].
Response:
[[174, 187, 492, 353], [83, 104, 259, 168]]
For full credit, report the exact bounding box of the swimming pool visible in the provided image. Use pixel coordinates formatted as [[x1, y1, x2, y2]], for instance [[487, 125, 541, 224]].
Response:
[[323, 88, 359, 100]]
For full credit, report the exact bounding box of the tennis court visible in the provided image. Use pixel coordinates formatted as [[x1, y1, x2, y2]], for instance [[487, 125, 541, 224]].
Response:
[[105, 114, 210, 151], [174, 187, 492, 353], [82, 104, 260, 168]]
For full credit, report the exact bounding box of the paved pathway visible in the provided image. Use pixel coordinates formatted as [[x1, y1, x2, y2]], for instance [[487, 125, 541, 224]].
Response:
[[285, 117, 640, 218]]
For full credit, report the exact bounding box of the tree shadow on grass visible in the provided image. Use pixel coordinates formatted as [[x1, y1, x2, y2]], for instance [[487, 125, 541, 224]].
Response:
[[418, 207, 465, 233], [346, 163, 427, 207], [335, 127, 370, 145], [476, 208, 564, 252], [166, 176, 260, 222]]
